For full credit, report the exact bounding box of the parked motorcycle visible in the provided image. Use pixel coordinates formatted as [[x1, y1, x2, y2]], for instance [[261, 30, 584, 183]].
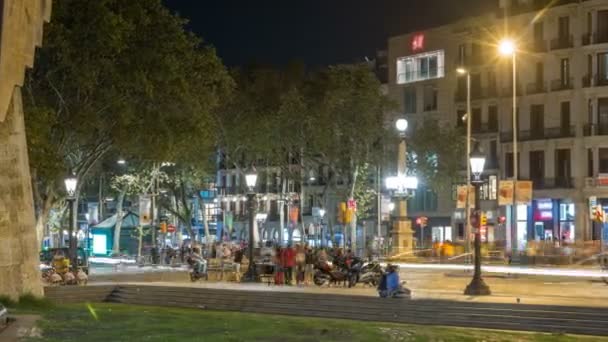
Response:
[[313, 261, 349, 287], [357, 261, 383, 287], [186, 255, 207, 282]]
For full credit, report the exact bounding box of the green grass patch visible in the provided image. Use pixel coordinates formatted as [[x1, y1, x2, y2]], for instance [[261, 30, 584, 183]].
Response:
[[0, 293, 53, 310], [21, 303, 608, 342]]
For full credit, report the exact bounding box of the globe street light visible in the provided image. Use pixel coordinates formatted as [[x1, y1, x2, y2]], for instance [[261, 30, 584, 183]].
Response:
[[499, 38, 519, 259], [464, 143, 491, 296], [64, 174, 78, 271], [243, 171, 258, 282], [389, 118, 417, 257]]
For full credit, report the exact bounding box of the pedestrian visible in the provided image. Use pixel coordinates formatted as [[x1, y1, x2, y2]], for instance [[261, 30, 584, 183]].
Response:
[[295, 244, 306, 286], [233, 246, 244, 282], [282, 244, 296, 285], [274, 246, 284, 285], [305, 246, 314, 285], [216, 243, 224, 260]]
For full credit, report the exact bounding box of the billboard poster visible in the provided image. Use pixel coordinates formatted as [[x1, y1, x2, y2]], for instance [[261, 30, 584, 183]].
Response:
[[498, 180, 514, 206], [456, 185, 474, 209], [139, 195, 151, 226], [516, 181, 533, 205]]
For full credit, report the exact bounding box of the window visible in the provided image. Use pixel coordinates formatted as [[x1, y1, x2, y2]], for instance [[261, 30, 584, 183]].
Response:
[[560, 102, 570, 133], [534, 21, 544, 46], [529, 151, 545, 182], [599, 98, 608, 132], [471, 42, 482, 61], [505, 152, 520, 179], [599, 148, 608, 173], [560, 58, 570, 85], [535, 62, 544, 86], [471, 73, 481, 98], [396, 50, 445, 84], [588, 148, 594, 177], [489, 140, 497, 167], [423, 85, 437, 111], [472, 107, 481, 132], [558, 16, 570, 40], [488, 105, 498, 131], [458, 44, 466, 66], [598, 53, 608, 84], [403, 87, 417, 113], [598, 10, 608, 43], [555, 149, 571, 181], [487, 70, 497, 95], [530, 104, 544, 137], [456, 109, 466, 128]]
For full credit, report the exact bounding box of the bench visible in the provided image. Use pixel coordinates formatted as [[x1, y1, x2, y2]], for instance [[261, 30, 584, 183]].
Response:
[[206, 259, 242, 281]]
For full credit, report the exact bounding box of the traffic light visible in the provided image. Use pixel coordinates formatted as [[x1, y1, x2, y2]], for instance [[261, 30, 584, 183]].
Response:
[[498, 216, 506, 224], [416, 216, 428, 227], [160, 222, 167, 234]]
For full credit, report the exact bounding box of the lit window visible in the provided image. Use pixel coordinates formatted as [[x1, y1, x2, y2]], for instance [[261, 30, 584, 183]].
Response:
[[397, 50, 445, 84]]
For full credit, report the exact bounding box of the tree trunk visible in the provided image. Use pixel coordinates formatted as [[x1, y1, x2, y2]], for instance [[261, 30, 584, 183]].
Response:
[[112, 190, 126, 255], [279, 175, 286, 246]]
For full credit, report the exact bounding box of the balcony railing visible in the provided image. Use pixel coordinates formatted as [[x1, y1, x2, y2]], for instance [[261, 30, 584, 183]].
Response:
[[532, 177, 574, 189], [530, 40, 547, 53], [526, 82, 547, 95], [550, 78, 573, 91], [500, 125, 575, 142], [502, 85, 523, 97], [583, 32, 608, 45], [550, 35, 574, 50], [580, 75, 608, 88], [584, 124, 608, 136], [472, 123, 498, 134]]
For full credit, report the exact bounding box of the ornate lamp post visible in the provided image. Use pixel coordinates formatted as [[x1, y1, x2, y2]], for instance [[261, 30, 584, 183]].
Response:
[[386, 118, 418, 257], [64, 175, 78, 270], [242, 172, 258, 282], [464, 144, 491, 296]]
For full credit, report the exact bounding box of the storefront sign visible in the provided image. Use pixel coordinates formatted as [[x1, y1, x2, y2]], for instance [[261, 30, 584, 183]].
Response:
[[516, 181, 533, 205], [498, 180, 514, 206], [534, 199, 553, 221], [411, 33, 425, 52], [456, 185, 474, 209]]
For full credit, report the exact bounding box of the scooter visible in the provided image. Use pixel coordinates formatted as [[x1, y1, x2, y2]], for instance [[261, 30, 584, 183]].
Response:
[[357, 261, 383, 287]]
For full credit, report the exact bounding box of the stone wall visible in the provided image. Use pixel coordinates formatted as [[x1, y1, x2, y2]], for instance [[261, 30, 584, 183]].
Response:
[[0, 88, 42, 298], [0, 0, 52, 300]]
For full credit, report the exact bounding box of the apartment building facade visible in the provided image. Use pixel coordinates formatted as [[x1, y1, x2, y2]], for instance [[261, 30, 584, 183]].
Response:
[[387, 0, 608, 249]]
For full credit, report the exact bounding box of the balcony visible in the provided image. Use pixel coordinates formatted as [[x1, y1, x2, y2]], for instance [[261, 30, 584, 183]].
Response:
[[502, 85, 523, 97], [500, 125, 575, 142], [583, 32, 608, 46], [472, 123, 498, 134], [530, 40, 547, 53], [526, 82, 547, 95], [580, 75, 608, 88], [550, 35, 574, 50], [582, 75, 592, 88], [550, 78, 573, 91], [532, 178, 574, 190], [584, 124, 608, 136]]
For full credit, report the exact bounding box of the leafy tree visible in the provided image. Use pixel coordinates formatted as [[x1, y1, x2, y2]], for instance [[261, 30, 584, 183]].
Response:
[[24, 0, 231, 245]]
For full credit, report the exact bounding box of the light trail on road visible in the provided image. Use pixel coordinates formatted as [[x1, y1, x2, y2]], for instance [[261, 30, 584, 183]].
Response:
[[392, 263, 608, 278]]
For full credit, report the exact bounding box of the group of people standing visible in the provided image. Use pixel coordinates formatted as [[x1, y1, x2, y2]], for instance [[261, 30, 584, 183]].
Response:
[[269, 244, 314, 286]]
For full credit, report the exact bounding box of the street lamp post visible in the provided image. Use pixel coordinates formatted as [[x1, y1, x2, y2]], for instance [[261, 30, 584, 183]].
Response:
[[499, 39, 518, 258], [387, 118, 418, 257], [64, 175, 78, 270], [464, 144, 491, 296], [457, 67, 472, 262], [243, 172, 258, 282]]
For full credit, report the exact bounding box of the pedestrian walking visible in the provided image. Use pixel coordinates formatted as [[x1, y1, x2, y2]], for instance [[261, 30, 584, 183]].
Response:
[[274, 246, 284, 285], [295, 244, 306, 286]]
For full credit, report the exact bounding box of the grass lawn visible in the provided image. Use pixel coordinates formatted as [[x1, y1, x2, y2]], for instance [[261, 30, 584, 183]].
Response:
[[8, 302, 607, 342]]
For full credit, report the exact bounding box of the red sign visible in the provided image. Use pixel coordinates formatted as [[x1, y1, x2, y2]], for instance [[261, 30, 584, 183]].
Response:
[[347, 199, 357, 211], [411, 34, 425, 52], [167, 224, 176, 233]]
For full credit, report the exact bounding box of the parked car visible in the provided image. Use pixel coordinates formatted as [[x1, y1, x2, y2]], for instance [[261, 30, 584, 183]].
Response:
[[40, 248, 89, 274]]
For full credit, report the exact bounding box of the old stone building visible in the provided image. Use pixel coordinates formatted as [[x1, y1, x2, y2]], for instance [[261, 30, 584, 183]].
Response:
[[0, 0, 52, 299]]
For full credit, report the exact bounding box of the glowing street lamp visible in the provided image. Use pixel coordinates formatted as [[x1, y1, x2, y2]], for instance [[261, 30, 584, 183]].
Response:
[[243, 171, 258, 282], [464, 143, 491, 296], [64, 174, 78, 270], [498, 38, 519, 258]]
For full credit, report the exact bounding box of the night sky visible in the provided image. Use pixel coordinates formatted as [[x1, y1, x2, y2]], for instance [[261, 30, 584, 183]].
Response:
[[163, 0, 495, 67]]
